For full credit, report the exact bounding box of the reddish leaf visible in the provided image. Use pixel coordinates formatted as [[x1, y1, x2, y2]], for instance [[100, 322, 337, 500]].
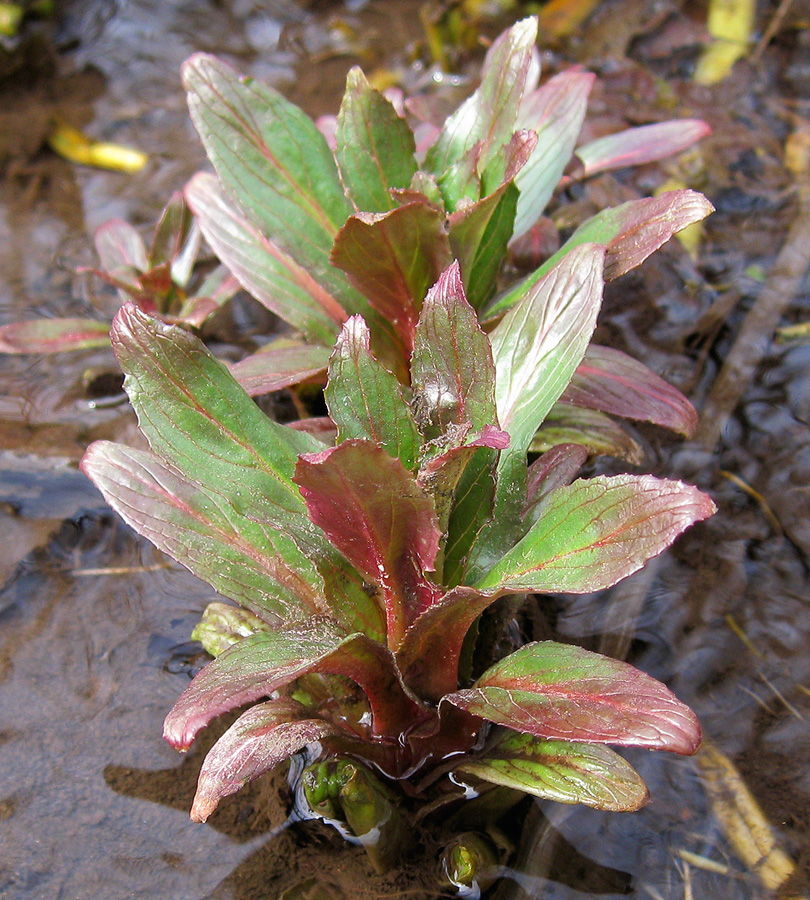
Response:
[[575, 120, 711, 177], [411, 263, 499, 438], [487, 190, 713, 320], [295, 441, 443, 648], [164, 624, 424, 752], [397, 586, 501, 702], [82, 441, 328, 627], [190, 698, 338, 821], [562, 344, 698, 437], [0, 318, 110, 354], [524, 443, 588, 522], [446, 640, 702, 754], [95, 218, 148, 273], [330, 201, 452, 356], [476, 474, 715, 594], [230, 342, 330, 396]]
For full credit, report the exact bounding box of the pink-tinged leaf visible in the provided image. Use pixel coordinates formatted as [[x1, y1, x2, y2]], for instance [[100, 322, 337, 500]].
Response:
[[486, 190, 713, 320], [489, 243, 606, 456], [182, 54, 364, 312], [411, 263, 498, 439], [336, 67, 418, 213], [330, 201, 452, 357], [524, 443, 588, 522], [448, 181, 520, 310], [575, 119, 711, 178], [186, 172, 346, 346], [95, 218, 148, 273], [397, 586, 501, 702], [295, 441, 443, 648], [445, 640, 702, 754], [230, 342, 330, 396], [82, 441, 328, 627], [426, 18, 538, 181], [178, 266, 240, 328], [457, 732, 650, 811], [476, 473, 715, 594], [0, 318, 110, 354], [562, 344, 698, 436], [190, 698, 338, 821], [324, 317, 421, 470], [531, 403, 644, 464], [513, 69, 595, 238], [165, 625, 424, 751]]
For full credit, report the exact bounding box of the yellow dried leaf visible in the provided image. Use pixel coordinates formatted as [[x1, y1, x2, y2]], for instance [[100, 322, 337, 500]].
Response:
[[693, 0, 756, 84], [538, 0, 601, 38], [48, 121, 148, 174], [697, 742, 796, 892]]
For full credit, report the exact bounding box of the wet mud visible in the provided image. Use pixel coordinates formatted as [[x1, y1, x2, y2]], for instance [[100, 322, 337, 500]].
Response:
[[1, 1, 809, 898]]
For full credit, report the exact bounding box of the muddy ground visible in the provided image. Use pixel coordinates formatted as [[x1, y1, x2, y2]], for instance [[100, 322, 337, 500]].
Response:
[[1, 1, 809, 898]]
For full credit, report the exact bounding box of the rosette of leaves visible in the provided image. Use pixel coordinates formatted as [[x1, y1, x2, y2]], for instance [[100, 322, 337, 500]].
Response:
[[173, 15, 711, 457], [81, 255, 714, 837], [0, 192, 238, 354]]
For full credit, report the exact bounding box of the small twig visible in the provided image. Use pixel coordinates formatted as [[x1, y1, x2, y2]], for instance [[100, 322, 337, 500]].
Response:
[[696, 169, 810, 451], [752, 0, 795, 62]]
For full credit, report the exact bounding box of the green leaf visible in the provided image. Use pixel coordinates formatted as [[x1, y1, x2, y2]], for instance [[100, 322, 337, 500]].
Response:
[[457, 732, 649, 811], [489, 243, 605, 456], [0, 318, 110, 354], [330, 201, 452, 357], [81, 441, 327, 626], [335, 67, 418, 213], [512, 69, 594, 238], [445, 640, 702, 754], [185, 172, 346, 346], [448, 181, 520, 310], [190, 698, 338, 821], [325, 316, 421, 470], [295, 441, 443, 648], [466, 244, 606, 579], [411, 262, 499, 439], [476, 473, 715, 594], [425, 17, 538, 184], [111, 304, 318, 521], [182, 54, 359, 309]]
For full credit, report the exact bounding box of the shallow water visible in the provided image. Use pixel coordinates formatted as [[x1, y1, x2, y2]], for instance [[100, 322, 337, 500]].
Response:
[[1, 2, 809, 898]]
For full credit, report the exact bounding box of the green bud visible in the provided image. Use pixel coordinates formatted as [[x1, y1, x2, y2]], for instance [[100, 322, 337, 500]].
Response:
[[191, 602, 268, 657]]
